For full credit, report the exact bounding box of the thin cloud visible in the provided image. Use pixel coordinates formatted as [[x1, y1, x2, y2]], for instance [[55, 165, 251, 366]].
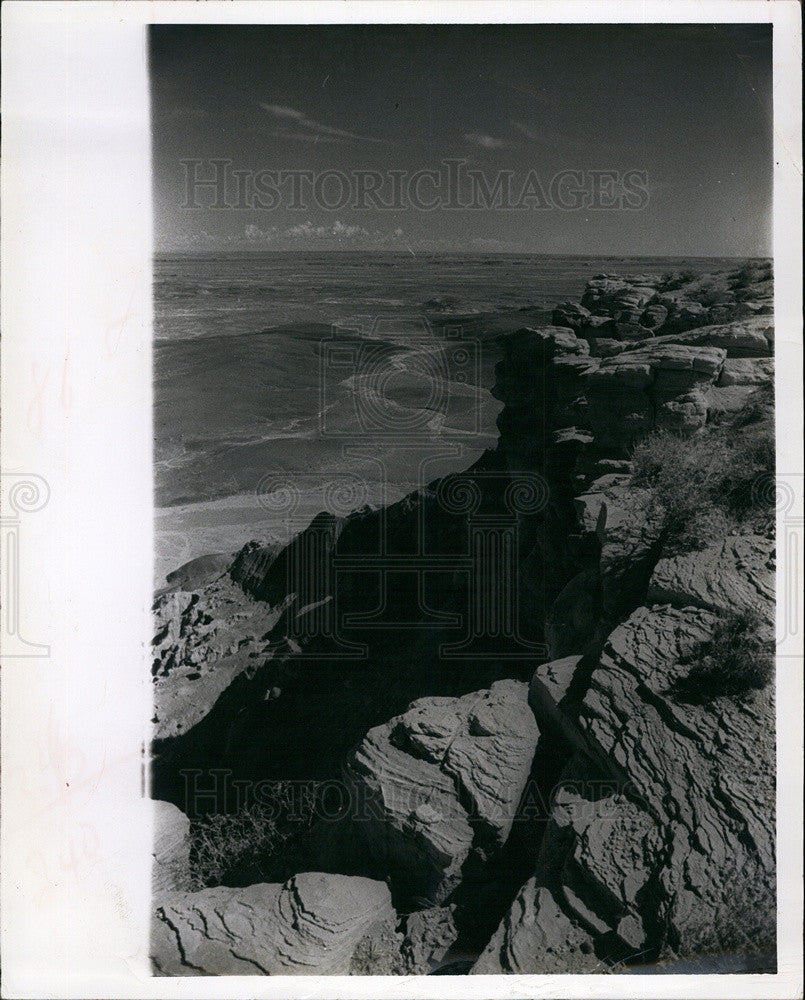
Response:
[[229, 220, 407, 248], [463, 132, 515, 150], [512, 120, 582, 149], [259, 102, 382, 144]]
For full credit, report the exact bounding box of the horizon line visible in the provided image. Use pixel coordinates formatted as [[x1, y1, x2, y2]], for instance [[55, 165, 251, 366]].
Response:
[[153, 249, 769, 260]]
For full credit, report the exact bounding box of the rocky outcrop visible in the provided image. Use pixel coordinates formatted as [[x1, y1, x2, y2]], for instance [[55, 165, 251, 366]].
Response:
[[151, 574, 284, 740], [152, 800, 192, 892], [570, 473, 662, 629], [151, 262, 775, 976], [475, 272, 776, 973], [718, 357, 774, 386], [152, 872, 397, 976], [552, 300, 591, 332], [162, 552, 235, 593], [492, 326, 592, 473], [472, 878, 602, 973], [230, 515, 343, 605], [478, 604, 776, 972], [647, 317, 773, 357], [398, 906, 459, 973], [647, 534, 774, 619], [567, 266, 773, 349], [336, 680, 539, 905], [585, 343, 726, 450]]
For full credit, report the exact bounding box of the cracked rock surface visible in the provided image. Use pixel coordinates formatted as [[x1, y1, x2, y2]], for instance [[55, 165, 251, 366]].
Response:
[[476, 605, 775, 971], [337, 679, 539, 905], [152, 872, 396, 976], [647, 534, 774, 619]]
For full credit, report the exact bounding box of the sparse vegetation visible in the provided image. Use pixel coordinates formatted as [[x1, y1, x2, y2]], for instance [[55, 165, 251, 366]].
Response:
[[188, 782, 319, 889], [630, 383, 775, 550], [659, 268, 699, 291], [731, 261, 772, 289], [696, 283, 732, 308], [730, 261, 773, 301], [673, 608, 774, 702]]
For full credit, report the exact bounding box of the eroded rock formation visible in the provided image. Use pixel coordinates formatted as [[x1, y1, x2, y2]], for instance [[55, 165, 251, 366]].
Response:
[[150, 261, 776, 975], [332, 679, 539, 906], [152, 872, 397, 975]]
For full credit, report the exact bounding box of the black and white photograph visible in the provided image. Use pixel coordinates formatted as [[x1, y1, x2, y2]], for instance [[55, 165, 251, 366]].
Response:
[[1, 3, 802, 996], [148, 20, 779, 977]]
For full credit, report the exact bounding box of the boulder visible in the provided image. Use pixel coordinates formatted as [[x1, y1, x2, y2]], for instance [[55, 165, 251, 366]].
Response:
[[717, 357, 774, 386], [482, 604, 775, 971], [581, 275, 629, 310], [614, 321, 653, 341], [398, 906, 459, 974], [661, 300, 709, 333], [640, 303, 668, 329], [151, 872, 397, 976], [575, 606, 776, 956], [552, 301, 591, 332], [471, 880, 600, 973], [338, 680, 540, 904], [497, 325, 590, 363], [586, 337, 627, 358], [581, 277, 657, 315], [650, 317, 773, 357], [581, 314, 617, 337]]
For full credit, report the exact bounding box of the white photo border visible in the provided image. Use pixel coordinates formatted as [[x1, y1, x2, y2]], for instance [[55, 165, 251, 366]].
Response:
[[1, 2, 802, 998]]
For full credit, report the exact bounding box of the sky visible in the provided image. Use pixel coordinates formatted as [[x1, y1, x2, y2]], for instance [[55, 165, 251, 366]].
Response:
[[150, 23, 773, 256]]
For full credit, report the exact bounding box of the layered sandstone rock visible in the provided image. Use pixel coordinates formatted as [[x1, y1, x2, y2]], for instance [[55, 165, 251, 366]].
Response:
[[646, 317, 773, 357], [152, 872, 397, 976], [472, 878, 602, 973], [647, 534, 774, 619], [338, 680, 539, 904], [585, 343, 726, 450], [477, 604, 776, 972]]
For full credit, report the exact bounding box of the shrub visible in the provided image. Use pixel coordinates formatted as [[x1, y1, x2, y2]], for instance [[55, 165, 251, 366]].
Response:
[[630, 395, 775, 548], [673, 608, 774, 702], [696, 284, 732, 307], [732, 261, 771, 289], [671, 506, 736, 553], [631, 428, 735, 536], [188, 781, 319, 889], [659, 268, 699, 291]]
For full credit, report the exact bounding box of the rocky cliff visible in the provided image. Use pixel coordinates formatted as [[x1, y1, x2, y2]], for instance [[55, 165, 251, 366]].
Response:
[[150, 261, 776, 975]]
